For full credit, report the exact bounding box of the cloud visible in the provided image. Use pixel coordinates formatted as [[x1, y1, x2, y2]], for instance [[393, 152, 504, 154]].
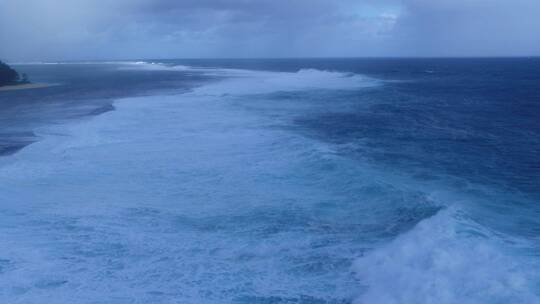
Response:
[[393, 0, 540, 56], [0, 0, 538, 61]]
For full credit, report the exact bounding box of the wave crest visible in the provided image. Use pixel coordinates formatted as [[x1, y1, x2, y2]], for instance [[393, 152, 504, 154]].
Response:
[[353, 209, 539, 304]]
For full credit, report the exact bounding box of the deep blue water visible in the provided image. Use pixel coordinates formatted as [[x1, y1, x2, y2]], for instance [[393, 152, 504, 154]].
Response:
[[0, 58, 539, 303], [169, 58, 540, 196]]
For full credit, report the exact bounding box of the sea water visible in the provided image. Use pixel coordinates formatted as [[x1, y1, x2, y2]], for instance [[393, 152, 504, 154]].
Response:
[[0, 58, 539, 303]]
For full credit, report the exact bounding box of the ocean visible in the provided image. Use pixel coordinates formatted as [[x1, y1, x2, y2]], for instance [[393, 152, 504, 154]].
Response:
[[0, 58, 539, 303]]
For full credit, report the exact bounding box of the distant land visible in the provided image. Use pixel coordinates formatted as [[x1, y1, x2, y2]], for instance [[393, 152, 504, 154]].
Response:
[[0, 61, 29, 87]]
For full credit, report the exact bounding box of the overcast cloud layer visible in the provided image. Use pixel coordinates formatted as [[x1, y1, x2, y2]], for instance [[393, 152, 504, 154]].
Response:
[[1, 0, 539, 61]]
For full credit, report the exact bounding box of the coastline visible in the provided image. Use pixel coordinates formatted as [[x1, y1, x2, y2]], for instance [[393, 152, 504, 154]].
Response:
[[0, 83, 53, 91]]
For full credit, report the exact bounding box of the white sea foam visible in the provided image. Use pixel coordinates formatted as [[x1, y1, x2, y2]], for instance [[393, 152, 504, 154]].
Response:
[[354, 208, 540, 304], [201, 68, 378, 95], [0, 65, 537, 303], [125, 61, 380, 94], [0, 66, 380, 303]]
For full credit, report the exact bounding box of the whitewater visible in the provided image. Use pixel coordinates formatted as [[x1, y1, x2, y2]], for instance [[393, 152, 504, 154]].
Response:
[[0, 63, 539, 303]]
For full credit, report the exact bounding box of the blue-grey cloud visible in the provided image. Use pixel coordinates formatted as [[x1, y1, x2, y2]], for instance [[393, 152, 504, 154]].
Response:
[[394, 0, 540, 56], [0, 0, 538, 61]]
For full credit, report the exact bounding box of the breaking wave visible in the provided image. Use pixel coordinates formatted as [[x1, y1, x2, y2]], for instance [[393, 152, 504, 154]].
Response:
[[0, 63, 538, 303], [354, 207, 539, 304]]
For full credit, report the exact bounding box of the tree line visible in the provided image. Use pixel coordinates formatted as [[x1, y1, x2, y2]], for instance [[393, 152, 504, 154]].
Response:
[[0, 61, 29, 86]]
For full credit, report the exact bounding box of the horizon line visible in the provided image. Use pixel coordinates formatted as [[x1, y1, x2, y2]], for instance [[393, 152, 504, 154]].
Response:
[[6, 55, 540, 64]]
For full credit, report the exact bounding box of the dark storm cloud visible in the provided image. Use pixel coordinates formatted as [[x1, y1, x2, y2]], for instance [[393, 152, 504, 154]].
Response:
[[0, 0, 538, 61]]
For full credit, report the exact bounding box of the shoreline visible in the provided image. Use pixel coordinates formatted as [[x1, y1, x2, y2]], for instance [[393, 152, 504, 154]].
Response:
[[0, 83, 54, 91]]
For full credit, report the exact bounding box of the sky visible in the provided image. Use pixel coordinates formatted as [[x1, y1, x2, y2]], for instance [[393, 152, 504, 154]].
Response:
[[1, 0, 539, 61]]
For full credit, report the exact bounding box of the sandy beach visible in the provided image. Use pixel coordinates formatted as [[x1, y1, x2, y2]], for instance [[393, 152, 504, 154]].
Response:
[[0, 83, 53, 91]]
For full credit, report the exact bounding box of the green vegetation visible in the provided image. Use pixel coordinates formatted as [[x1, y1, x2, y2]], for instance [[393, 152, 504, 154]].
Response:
[[0, 61, 29, 87]]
